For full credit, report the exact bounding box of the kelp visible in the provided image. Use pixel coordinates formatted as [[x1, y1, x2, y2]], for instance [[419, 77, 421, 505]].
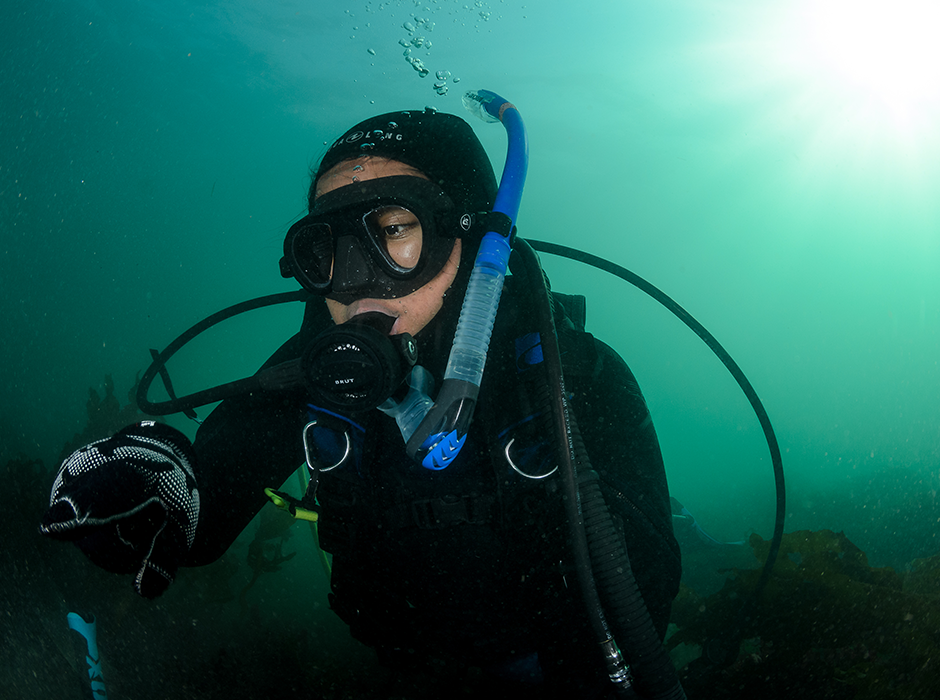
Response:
[[58, 373, 152, 462], [670, 529, 940, 698], [237, 505, 298, 610]]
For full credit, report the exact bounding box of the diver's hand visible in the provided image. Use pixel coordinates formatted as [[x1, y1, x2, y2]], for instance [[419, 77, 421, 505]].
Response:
[[40, 421, 199, 598]]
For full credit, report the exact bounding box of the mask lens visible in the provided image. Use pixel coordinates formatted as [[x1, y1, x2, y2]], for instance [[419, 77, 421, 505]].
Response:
[[289, 222, 333, 290], [284, 176, 453, 300], [363, 206, 423, 273]]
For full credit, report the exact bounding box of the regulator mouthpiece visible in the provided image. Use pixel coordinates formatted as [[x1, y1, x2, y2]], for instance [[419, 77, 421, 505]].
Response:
[[302, 312, 417, 414]]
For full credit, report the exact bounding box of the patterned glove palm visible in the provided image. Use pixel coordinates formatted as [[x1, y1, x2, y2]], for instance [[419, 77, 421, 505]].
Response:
[[40, 421, 199, 598]]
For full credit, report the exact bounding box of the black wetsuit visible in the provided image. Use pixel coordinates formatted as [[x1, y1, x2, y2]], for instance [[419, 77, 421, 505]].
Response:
[[185, 276, 681, 694]]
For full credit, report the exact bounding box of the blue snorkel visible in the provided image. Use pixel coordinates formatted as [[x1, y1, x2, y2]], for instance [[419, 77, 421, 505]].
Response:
[[379, 90, 528, 470]]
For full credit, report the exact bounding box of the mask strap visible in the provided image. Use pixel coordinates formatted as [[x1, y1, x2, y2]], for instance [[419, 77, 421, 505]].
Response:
[[463, 210, 515, 241]]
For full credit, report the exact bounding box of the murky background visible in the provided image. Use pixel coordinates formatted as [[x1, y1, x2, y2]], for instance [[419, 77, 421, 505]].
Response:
[[3, 1, 939, 697]]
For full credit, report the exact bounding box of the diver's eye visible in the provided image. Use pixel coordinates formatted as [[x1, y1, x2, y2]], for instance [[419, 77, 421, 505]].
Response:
[[377, 209, 420, 239], [366, 206, 423, 270]]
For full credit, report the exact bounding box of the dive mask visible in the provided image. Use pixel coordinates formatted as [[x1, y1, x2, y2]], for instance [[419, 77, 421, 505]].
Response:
[[280, 176, 470, 304]]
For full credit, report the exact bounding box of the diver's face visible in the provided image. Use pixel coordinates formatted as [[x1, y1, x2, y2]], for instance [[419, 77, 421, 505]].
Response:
[[315, 156, 461, 337]]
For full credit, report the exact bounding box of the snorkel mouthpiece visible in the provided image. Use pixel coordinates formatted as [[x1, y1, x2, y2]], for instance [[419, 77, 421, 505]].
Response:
[[388, 90, 528, 469]]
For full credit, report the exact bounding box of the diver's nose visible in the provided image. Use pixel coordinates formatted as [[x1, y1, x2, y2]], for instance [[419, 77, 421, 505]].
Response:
[[331, 235, 376, 296]]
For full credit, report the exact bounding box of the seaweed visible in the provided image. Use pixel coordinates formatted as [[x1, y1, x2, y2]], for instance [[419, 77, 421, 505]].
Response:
[[237, 504, 298, 610], [57, 373, 153, 463], [670, 529, 940, 698]]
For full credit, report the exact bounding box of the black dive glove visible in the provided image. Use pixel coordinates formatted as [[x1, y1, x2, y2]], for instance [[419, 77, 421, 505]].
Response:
[[40, 421, 199, 598]]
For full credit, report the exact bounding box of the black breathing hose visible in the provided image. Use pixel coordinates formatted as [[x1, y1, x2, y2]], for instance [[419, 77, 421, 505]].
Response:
[[574, 429, 686, 700], [137, 290, 311, 415], [527, 239, 785, 603], [528, 238, 786, 675], [514, 239, 687, 699]]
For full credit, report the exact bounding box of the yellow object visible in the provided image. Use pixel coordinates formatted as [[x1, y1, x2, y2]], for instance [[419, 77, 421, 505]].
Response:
[[263, 487, 319, 522], [293, 507, 319, 523], [263, 479, 332, 582]]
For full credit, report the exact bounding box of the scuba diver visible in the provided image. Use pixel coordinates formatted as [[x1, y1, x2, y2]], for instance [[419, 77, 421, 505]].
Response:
[[40, 95, 686, 698]]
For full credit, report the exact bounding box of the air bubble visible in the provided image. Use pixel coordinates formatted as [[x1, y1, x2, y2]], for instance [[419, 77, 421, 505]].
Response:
[[399, 39, 409, 47], [352, 164, 364, 172], [360, 143, 375, 151], [403, 21, 416, 33], [435, 70, 451, 80], [367, 48, 376, 56], [407, 56, 430, 78], [387, 121, 398, 129], [411, 36, 425, 48]]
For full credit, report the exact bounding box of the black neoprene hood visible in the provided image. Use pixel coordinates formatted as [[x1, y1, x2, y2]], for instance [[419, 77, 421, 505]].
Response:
[[312, 108, 498, 216]]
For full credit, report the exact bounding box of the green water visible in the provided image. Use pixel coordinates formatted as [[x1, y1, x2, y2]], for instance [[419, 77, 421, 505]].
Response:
[[3, 1, 939, 697]]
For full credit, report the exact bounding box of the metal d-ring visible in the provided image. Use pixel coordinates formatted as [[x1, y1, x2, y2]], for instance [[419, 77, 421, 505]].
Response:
[[302, 420, 350, 473], [504, 437, 558, 480]]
